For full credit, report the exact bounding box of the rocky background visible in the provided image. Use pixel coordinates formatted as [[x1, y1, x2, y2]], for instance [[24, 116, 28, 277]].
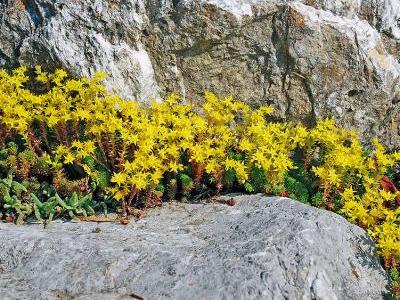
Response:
[[1, 0, 400, 146]]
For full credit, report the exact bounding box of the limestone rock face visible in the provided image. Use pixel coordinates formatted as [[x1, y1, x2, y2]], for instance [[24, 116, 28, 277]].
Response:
[[0, 0, 160, 101], [0, 196, 389, 299], [1, 0, 400, 145]]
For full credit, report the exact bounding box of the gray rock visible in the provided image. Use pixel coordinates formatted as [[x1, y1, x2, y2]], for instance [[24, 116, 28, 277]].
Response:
[[1, 0, 400, 146], [0, 195, 389, 300], [147, 0, 400, 145], [0, 0, 160, 102]]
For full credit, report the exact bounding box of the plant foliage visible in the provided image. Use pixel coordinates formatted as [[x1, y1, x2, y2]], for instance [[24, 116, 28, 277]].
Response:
[[0, 67, 400, 296]]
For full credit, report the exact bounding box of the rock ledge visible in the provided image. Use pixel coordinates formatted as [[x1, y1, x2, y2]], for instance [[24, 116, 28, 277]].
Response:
[[0, 195, 389, 299]]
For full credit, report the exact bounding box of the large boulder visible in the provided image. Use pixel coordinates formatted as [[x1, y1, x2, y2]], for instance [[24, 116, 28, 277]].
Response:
[[0, 195, 389, 299], [1, 0, 400, 146]]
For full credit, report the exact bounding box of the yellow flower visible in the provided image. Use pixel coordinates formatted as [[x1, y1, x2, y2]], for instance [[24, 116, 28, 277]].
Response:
[[327, 169, 341, 186], [55, 146, 68, 156], [130, 173, 148, 190], [84, 141, 96, 155], [111, 172, 127, 186], [72, 140, 84, 150], [64, 153, 75, 164], [168, 162, 182, 173], [239, 139, 253, 152], [151, 170, 163, 184]]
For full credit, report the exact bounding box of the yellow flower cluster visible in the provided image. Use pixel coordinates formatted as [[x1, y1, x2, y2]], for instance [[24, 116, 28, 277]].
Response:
[[109, 94, 197, 199], [241, 109, 308, 187], [190, 92, 247, 183], [0, 67, 297, 198], [307, 118, 400, 261], [1, 67, 400, 269]]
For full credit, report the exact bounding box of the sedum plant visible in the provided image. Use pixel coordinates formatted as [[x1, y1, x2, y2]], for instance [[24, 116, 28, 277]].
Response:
[[0, 171, 32, 224], [1, 66, 400, 297], [31, 193, 60, 222], [54, 192, 96, 218]]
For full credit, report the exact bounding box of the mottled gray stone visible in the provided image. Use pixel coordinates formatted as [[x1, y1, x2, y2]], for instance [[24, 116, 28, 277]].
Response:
[[0, 195, 389, 299], [0, 0, 160, 102]]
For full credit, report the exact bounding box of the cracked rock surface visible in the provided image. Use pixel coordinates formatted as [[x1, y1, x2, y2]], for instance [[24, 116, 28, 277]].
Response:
[[1, 0, 400, 146], [0, 195, 389, 299]]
